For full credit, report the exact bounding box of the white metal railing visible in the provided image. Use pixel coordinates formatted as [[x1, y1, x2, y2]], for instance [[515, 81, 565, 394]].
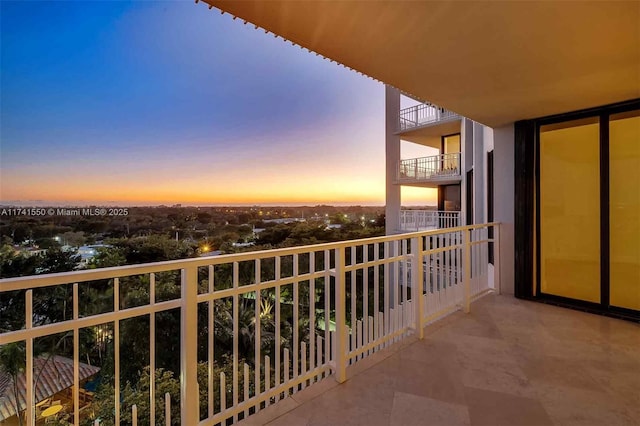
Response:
[[398, 152, 461, 181], [0, 224, 500, 426], [400, 210, 461, 232], [398, 103, 460, 131]]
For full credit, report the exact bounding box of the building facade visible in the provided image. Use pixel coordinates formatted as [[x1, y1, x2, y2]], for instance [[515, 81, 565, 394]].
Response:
[[385, 86, 494, 236]]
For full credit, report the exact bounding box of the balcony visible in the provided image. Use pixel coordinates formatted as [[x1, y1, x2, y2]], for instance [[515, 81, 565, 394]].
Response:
[[397, 153, 461, 185], [0, 224, 500, 425], [398, 103, 460, 132], [240, 293, 640, 426], [399, 210, 461, 232]]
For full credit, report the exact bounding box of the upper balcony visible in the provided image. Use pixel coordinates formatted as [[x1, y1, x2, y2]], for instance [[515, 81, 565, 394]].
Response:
[[399, 210, 461, 232], [397, 152, 462, 186], [0, 224, 500, 426], [398, 102, 460, 133]]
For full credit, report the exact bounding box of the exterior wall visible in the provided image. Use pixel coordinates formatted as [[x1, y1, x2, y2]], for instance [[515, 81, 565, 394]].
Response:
[[473, 121, 485, 224], [483, 126, 495, 228], [386, 87, 508, 282], [493, 124, 515, 295], [461, 118, 474, 226], [385, 86, 401, 234]]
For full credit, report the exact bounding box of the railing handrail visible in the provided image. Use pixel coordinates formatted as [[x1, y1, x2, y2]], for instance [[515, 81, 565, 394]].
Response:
[[399, 210, 463, 232], [0, 222, 501, 426], [399, 152, 460, 164], [399, 102, 436, 116], [397, 152, 462, 181], [398, 102, 460, 131], [398, 102, 457, 116], [400, 209, 460, 214], [0, 222, 498, 291]]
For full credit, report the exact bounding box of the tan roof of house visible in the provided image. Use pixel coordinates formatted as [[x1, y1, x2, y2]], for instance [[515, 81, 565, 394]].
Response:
[[0, 355, 100, 421]]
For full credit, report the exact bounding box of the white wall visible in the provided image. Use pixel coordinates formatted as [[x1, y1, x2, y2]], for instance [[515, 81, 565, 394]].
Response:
[[461, 118, 474, 226], [493, 124, 515, 295], [473, 121, 485, 224], [483, 125, 495, 229], [385, 86, 401, 235]]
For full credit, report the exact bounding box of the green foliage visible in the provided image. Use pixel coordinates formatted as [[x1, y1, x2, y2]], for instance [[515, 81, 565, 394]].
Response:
[[87, 358, 252, 425], [37, 247, 81, 274], [88, 247, 127, 268], [88, 367, 180, 426], [108, 235, 198, 265], [0, 245, 40, 278]]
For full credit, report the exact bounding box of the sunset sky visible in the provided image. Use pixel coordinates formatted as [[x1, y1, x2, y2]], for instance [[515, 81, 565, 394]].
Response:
[[0, 1, 435, 206]]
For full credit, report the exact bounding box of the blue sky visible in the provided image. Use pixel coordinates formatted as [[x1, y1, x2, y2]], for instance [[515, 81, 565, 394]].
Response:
[[0, 0, 434, 206]]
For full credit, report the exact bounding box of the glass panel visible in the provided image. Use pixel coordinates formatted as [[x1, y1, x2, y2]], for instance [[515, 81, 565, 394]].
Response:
[[444, 134, 461, 154], [540, 118, 600, 303], [610, 110, 640, 311], [443, 134, 461, 169], [443, 184, 461, 211]]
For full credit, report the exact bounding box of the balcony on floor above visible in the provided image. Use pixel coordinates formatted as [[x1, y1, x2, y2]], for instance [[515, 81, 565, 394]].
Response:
[[397, 153, 462, 185], [398, 103, 460, 133], [399, 210, 461, 232]]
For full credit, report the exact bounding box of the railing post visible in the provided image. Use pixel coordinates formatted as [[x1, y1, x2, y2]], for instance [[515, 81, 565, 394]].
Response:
[[26, 290, 34, 426], [414, 105, 418, 126], [413, 158, 418, 179], [494, 224, 501, 294], [180, 266, 199, 425], [334, 246, 348, 383], [411, 237, 424, 339], [463, 228, 471, 313]]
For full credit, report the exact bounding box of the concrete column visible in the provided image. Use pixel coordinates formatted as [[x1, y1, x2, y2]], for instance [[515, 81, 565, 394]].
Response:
[[460, 118, 474, 225], [493, 124, 515, 295], [473, 121, 485, 224], [483, 126, 495, 224], [385, 85, 401, 235]]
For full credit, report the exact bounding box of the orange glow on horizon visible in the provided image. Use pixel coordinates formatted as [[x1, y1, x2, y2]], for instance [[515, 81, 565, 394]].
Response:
[[2, 178, 437, 206]]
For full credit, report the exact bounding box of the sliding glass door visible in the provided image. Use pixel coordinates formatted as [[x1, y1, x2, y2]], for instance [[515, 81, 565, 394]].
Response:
[[536, 104, 639, 316], [539, 118, 601, 303], [609, 111, 640, 311]]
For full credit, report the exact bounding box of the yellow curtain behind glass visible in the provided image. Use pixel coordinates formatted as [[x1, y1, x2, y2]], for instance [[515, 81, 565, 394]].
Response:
[[540, 120, 600, 303], [610, 112, 640, 310]]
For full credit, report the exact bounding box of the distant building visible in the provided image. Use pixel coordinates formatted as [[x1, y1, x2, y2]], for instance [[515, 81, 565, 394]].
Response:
[[232, 242, 255, 248], [262, 218, 305, 225], [76, 244, 108, 267]]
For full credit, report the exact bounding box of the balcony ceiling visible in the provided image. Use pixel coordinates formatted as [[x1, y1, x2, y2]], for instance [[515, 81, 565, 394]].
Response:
[[203, 1, 640, 127], [399, 118, 462, 146]]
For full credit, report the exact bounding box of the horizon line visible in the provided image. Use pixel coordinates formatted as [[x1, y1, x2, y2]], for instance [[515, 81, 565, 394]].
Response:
[[1, 200, 437, 208]]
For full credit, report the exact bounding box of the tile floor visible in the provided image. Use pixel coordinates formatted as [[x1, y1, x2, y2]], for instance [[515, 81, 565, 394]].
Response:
[[239, 294, 640, 426]]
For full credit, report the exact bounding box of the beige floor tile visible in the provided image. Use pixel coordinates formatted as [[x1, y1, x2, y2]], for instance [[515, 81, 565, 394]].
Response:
[[389, 391, 470, 426], [534, 382, 638, 426], [397, 338, 460, 370], [445, 314, 504, 340], [240, 397, 301, 426], [464, 386, 554, 426], [238, 295, 639, 426], [456, 360, 536, 398], [370, 354, 467, 405], [518, 353, 604, 392], [266, 412, 309, 426]]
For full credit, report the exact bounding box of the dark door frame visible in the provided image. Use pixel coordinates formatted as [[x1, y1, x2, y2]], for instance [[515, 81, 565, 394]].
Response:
[[514, 98, 640, 321]]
